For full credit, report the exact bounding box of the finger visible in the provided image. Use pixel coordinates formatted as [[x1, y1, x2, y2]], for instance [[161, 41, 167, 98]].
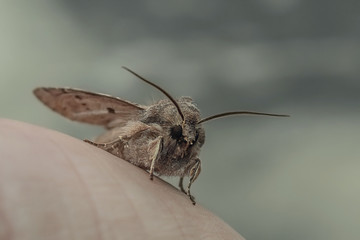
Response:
[[0, 118, 244, 240]]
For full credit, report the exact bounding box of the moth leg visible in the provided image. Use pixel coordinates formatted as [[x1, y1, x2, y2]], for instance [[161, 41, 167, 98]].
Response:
[[179, 177, 186, 194], [148, 136, 163, 180], [187, 158, 201, 205], [84, 137, 123, 151]]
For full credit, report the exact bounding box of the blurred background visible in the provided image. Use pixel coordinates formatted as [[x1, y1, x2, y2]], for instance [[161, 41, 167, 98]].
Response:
[[1, 0, 359, 239]]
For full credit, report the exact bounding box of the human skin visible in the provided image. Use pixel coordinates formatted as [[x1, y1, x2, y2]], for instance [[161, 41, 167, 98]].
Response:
[[0, 119, 244, 240]]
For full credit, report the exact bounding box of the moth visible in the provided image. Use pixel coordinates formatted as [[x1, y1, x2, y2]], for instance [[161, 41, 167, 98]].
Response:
[[33, 67, 288, 205]]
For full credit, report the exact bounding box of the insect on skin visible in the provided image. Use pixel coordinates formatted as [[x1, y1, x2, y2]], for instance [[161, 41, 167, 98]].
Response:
[[33, 66, 289, 205]]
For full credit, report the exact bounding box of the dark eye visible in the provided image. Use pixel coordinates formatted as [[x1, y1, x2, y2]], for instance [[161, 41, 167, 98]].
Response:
[[194, 130, 199, 143], [170, 125, 183, 140]]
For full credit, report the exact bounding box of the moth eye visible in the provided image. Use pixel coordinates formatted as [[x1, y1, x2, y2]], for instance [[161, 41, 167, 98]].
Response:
[[194, 130, 199, 143], [170, 125, 183, 140]]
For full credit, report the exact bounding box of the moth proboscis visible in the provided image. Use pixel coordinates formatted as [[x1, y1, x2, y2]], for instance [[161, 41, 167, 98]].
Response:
[[33, 66, 289, 205]]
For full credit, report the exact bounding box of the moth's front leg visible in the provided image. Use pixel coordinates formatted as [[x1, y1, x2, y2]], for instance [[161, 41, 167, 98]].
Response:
[[186, 158, 201, 205], [179, 177, 186, 194], [84, 137, 124, 154], [147, 136, 163, 180]]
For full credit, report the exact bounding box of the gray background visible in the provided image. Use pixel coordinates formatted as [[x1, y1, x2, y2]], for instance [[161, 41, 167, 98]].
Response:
[[1, 1, 360, 239]]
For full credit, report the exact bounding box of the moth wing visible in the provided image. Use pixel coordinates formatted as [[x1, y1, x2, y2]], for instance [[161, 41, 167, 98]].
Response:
[[33, 87, 146, 128]]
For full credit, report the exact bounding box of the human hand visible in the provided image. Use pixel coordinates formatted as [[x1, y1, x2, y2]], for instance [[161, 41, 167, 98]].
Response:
[[0, 119, 244, 240]]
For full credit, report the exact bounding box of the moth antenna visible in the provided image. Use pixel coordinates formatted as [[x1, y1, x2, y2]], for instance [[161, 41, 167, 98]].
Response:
[[122, 66, 185, 121], [198, 111, 289, 124]]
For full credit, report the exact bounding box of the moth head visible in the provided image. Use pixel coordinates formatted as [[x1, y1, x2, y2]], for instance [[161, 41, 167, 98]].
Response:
[[169, 109, 205, 148], [170, 123, 202, 148]]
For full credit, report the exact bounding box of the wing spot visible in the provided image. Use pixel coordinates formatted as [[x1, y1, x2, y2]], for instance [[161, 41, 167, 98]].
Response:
[[75, 95, 82, 100], [107, 107, 115, 114]]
